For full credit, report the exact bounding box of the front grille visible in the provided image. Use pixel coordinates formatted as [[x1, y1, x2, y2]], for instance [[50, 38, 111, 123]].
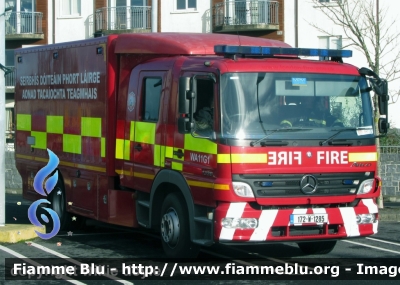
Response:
[[233, 173, 374, 198]]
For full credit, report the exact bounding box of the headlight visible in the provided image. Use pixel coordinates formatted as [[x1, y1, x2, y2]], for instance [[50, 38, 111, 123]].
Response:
[[356, 214, 376, 224], [232, 182, 254, 198], [358, 179, 374, 194], [222, 218, 258, 229]]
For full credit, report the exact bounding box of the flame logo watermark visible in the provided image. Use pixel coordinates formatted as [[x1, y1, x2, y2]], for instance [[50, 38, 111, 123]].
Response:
[[27, 149, 61, 239]]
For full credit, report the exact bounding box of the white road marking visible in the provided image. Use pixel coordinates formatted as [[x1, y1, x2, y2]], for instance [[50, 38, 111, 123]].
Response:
[[342, 240, 400, 255], [366, 237, 400, 247], [202, 245, 313, 272], [56, 232, 128, 237], [200, 249, 261, 267], [0, 245, 86, 285], [27, 242, 134, 285]]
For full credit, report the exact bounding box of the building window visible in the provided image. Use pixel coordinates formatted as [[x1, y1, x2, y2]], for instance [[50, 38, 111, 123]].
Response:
[[5, 50, 15, 66], [6, 0, 36, 12], [319, 36, 342, 50], [131, 0, 145, 6], [176, 0, 196, 10], [62, 0, 81, 16]]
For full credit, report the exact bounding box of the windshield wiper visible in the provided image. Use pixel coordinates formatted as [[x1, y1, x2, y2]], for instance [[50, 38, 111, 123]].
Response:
[[260, 140, 289, 146], [250, 128, 310, 147], [319, 127, 371, 146]]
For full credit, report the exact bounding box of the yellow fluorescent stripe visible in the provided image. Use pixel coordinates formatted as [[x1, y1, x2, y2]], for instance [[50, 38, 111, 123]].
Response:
[[114, 170, 154, 179], [47, 116, 63, 134], [134, 172, 155, 179], [219, 154, 268, 164], [165, 146, 173, 158], [16, 114, 31, 131], [115, 139, 124, 159], [187, 180, 230, 190], [172, 161, 183, 171], [129, 121, 135, 141], [15, 154, 106, 173], [115, 169, 132, 176], [30, 131, 47, 149], [214, 184, 230, 190], [59, 161, 106, 172], [101, 137, 106, 158], [135, 122, 156, 144], [217, 154, 231, 163], [63, 134, 81, 154], [160, 145, 166, 167], [16, 154, 48, 163], [231, 153, 268, 163], [123, 140, 130, 160], [184, 134, 217, 154], [349, 152, 377, 162], [154, 144, 161, 167], [188, 180, 214, 189], [81, 117, 102, 138]]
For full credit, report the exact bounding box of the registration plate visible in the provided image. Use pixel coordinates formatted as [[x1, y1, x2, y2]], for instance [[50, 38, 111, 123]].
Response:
[[290, 214, 327, 225]]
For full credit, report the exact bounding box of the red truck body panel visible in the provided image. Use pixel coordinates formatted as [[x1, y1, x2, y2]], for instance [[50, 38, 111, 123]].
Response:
[[114, 33, 291, 55]]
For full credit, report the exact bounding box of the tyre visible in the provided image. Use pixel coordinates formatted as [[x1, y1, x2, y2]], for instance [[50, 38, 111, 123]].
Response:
[[50, 180, 72, 230], [297, 240, 337, 255], [160, 193, 199, 258]]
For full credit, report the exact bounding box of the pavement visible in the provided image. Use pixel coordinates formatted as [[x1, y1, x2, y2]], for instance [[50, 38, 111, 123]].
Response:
[[1, 189, 46, 244], [1, 188, 399, 244]]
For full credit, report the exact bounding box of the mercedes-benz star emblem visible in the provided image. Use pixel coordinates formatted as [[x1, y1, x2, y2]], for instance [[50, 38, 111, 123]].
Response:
[[300, 175, 318, 195]]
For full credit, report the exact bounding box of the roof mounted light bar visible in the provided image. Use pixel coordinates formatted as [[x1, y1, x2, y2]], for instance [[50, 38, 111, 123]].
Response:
[[214, 45, 352, 58]]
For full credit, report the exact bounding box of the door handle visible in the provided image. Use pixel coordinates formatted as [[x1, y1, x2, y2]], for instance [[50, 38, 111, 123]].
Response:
[[134, 144, 142, 151], [173, 149, 184, 159]]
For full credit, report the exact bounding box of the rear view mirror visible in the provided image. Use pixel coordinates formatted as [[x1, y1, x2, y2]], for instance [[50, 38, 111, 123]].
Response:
[[179, 77, 191, 114], [377, 80, 388, 116], [178, 76, 197, 134], [379, 118, 389, 134], [178, 117, 192, 134]]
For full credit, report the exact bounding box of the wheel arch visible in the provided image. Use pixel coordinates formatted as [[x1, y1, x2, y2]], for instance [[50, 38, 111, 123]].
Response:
[[149, 170, 195, 239], [48, 168, 66, 199]]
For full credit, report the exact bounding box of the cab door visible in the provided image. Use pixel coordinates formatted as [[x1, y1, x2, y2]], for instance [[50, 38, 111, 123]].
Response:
[[126, 70, 166, 192], [170, 72, 218, 206]]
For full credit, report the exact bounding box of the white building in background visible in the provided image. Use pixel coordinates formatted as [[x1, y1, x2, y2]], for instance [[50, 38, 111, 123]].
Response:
[[284, 0, 400, 128], [50, 0, 94, 43], [10, 1, 399, 130], [159, 0, 211, 33]]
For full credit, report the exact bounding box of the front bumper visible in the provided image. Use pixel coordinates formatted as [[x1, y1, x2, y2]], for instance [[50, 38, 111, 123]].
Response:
[[214, 199, 378, 242]]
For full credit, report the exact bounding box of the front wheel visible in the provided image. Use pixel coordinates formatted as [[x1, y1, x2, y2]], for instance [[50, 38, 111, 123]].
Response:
[[297, 240, 337, 255], [160, 193, 199, 258]]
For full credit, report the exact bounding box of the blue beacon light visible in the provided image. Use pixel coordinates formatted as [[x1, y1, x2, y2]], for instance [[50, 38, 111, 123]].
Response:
[[214, 45, 352, 58]]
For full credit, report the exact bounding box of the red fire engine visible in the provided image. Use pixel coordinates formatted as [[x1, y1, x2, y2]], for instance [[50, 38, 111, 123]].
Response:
[[15, 33, 389, 258]]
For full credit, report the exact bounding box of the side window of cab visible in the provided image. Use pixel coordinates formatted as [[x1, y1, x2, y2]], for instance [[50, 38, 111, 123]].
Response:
[[142, 77, 162, 122]]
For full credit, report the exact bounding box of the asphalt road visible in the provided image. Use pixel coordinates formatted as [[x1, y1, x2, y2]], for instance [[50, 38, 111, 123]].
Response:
[[1, 194, 400, 285]]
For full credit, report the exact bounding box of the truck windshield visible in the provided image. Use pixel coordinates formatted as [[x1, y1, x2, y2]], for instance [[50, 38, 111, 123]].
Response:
[[220, 72, 374, 141]]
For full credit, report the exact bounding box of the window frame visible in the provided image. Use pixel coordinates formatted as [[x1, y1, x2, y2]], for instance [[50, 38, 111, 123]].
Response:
[[60, 0, 81, 18], [175, 0, 197, 12], [318, 35, 342, 50]]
